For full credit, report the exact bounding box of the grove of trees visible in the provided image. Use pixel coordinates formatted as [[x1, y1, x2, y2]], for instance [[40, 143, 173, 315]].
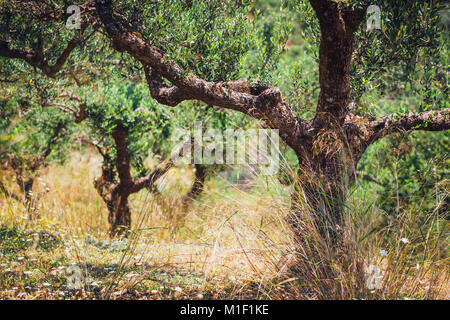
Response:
[[0, 0, 448, 299]]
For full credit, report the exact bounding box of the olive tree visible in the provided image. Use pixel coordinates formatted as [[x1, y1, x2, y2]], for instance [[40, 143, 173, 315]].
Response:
[[0, 0, 286, 235], [75, 79, 183, 236]]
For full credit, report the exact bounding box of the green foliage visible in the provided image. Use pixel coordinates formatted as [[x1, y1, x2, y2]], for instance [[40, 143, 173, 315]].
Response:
[[0, 1, 84, 73], [114, 0, 253, 81], [350, 1, 448, 113], [360, 130, 449, 221], [77, 78, 172, 174], [0, 81, 73, 172]]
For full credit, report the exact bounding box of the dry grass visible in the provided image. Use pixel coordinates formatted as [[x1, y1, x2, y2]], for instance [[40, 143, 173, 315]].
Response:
[[0, 150, 448, 300]]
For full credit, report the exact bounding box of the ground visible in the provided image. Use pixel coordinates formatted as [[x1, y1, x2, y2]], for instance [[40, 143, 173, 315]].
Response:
[[0, 150, 448, 299]]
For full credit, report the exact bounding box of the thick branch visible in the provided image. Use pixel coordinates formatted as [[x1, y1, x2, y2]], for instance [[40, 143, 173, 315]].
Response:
[[309, 0, 366, 128], [131, 139, 193, 193], [366, 108, 450, 145], [143, 64, 193, 106], [95, 0, 255, 110]]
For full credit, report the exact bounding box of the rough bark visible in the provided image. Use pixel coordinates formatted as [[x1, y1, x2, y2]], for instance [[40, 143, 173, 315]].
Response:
[[107, 188, 132, 237], [364, 108, 450, 147], [309, 0, 366, 128], [286, 1, 366, 241]]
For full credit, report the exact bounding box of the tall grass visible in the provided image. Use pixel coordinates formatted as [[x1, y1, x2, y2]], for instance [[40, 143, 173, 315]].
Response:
[[0, 148, 448, 299]]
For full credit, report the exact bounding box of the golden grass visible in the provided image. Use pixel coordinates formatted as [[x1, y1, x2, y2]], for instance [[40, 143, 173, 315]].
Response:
[[0, 150, 448, 299]]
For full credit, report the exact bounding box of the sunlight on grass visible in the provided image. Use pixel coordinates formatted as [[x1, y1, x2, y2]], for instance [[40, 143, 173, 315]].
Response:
[[0, 150, 448, 300]]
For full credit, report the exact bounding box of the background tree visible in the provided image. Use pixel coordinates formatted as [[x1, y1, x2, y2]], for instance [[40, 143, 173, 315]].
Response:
[[74, 79, 182, 236]]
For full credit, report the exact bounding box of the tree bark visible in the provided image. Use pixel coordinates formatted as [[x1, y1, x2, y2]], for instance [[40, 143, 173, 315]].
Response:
[[107, 188, 132, 237], [290, 165, 349, 244], [92, 153, 131, 237]]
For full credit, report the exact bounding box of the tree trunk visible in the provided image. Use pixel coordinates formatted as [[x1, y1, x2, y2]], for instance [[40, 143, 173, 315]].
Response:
[[92, 125, 186, 237], [289, 140, 357, 245], [182, 164, 206, 208], [291, 173, 345, 242], [23, 178, 34, 211], [107, 189, 132, 237]]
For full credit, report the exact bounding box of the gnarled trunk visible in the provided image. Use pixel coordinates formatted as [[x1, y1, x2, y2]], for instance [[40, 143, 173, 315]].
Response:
[[290, 166, 348, 244], [289, 132, 358, 244], [92, 125, 188, 237]]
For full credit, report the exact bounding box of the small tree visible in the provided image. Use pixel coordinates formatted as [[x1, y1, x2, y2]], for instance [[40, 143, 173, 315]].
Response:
[[75, 79, 189, 236]]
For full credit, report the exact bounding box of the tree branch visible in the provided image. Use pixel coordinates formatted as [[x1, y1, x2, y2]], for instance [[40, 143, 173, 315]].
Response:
[[131, 138, 193, 193], [356, 170, 381, 185], [0, 1, 97, 78], [54, 93, 87, 123], [0, 38, 80, 78], [0, 179, 21, 201], [143, 64, 193, 106], [365, 108, 450, 145], [75, 136, 110, 162]]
